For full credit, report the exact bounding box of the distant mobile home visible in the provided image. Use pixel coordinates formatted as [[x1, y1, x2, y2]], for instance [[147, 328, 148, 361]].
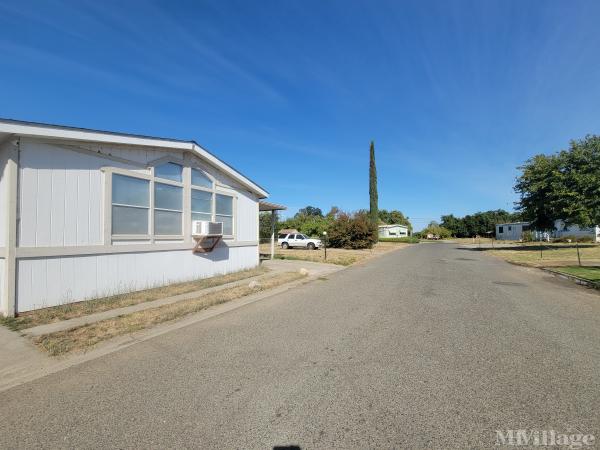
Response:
[[496, 220, 599, 242], [0, 119, 269, 316], [495, 222, 531, 240], [378, 224, 409, 238]]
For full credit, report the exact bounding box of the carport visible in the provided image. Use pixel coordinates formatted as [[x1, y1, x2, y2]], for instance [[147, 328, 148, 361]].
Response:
[[259, 201, 287, 260]]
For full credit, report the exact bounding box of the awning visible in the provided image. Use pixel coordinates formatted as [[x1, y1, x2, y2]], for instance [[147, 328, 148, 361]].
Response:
[[259, 201, 287, 212]]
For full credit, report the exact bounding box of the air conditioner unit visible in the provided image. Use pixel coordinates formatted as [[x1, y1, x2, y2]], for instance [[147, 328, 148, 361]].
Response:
[[192, 220, 223, 237]]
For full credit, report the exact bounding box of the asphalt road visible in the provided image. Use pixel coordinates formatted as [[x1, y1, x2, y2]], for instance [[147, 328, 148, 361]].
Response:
[[1, 243, 599, 449]]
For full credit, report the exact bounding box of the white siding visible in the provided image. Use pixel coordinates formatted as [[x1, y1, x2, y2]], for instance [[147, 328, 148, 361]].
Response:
[[18, 140, 110, 247], [0, 258, 4, 303], [236, 190, 259, 242], [16, 246, 258, 312], [0, 140, 10, 247], [553, 220, 600, 242]]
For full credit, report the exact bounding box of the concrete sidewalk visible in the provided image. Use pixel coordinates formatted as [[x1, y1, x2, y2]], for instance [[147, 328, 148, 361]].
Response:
[[0, 259, 342, 392]]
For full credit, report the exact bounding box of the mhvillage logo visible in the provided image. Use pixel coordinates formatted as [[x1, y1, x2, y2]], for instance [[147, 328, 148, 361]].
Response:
[[495, 429, 595, 448]]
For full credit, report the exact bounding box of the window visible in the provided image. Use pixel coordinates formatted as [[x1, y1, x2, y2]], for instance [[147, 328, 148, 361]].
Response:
[[508, 226, 512, 231], [297, 235, 305, 240], [278, 234, 288, 239], [191, 168, 212, 189], [154, 182, 183, 235], [112, 174, 149, 235], [215, 194, 234, 235], [155, 162, 182, 182], [498, 226, 504, 233], [191, 189, 212, 222]]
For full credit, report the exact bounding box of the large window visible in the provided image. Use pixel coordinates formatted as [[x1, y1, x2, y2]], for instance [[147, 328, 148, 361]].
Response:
[[191, 189, 212, 221], [154, 183, 183, 235], [111, 163, 235, 240], [155, 162, 183, 182], [191, 168, 212, 189], [112, 174, 150, 235], [216, 194, 234, 236]]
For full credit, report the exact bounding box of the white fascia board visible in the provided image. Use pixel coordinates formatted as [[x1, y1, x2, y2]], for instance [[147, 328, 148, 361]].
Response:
[[191, 143, 268, 198], [0, 120, 269, 198]]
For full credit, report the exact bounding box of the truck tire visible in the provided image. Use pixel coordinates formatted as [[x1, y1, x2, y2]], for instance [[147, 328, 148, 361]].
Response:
[[282, 242, 289, 249], [307, 242, 315, 250]]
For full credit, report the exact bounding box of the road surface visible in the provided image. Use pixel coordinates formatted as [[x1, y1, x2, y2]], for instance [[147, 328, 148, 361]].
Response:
[[1, 243, 599, 448]]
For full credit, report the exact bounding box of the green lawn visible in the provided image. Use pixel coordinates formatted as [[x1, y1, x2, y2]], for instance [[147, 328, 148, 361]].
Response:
[[552, 266, 600, 283]]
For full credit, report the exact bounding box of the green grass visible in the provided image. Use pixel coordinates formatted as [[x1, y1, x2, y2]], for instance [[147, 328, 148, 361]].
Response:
[[552, 266, 600, 283], [378, 237, 419, 243]]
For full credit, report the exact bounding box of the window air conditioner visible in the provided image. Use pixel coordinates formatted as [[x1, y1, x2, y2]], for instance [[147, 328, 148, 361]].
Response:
[[192, 220, 223, 237]]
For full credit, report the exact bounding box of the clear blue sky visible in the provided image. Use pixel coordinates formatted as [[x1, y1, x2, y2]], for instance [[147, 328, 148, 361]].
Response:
[[1, 1, 599, 230]]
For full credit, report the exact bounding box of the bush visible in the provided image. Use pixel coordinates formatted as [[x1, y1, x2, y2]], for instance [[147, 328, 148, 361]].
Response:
[[521, 230, 534, 242], [379, 237, 419, 243], [553, 235, 595, 243], [327, 211, 378, 249]]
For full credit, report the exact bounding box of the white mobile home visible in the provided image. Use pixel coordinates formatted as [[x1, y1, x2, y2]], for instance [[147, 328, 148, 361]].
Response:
[[0, 119, 269, 316], [495, 222, 530, 240], [552, 220, 600, 242], [378, 224, 409, 238]]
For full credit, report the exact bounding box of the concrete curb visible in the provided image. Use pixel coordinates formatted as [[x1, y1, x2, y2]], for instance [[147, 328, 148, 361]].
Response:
[[541, 267, 600, 290]]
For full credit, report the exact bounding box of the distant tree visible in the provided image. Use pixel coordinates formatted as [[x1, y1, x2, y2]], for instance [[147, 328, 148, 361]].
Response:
[[440, 210, 522, 237], [421, 221, 452, 239], [515, 135, 600, 229], [326, 206, 341, 219], [378, 209, 412, 231], [369, 141, 378, 228], [259, 211, 278, 240], [296, 206, 323, 217]]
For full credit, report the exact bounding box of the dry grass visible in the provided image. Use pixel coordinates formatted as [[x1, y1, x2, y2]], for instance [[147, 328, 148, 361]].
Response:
[[486, 243, 600, 268], [1, 267, 268, 331], [259, 241, 408, 266], [34, 271, 306, 356]]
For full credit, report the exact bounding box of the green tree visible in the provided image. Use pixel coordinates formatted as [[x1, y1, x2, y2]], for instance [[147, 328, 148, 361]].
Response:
[[328, 210, 378, 249], [378, 209, 412, 231], [296, 206, 323, 217], [515, 135, 600, 229], [259, 211, 279, 240], [369, 141, 378, 228]]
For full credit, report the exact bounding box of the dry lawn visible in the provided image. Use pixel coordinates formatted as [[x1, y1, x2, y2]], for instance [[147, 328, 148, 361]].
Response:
[[486, 243, 600, 268], [35, 271, 306, 356], [1, 266, 268, 331], [260, 241, 409, 266]]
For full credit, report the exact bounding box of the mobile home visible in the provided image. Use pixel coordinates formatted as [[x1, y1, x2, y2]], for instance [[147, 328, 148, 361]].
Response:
[[378, 224, 409, 238], [0, 119, 268, 316]]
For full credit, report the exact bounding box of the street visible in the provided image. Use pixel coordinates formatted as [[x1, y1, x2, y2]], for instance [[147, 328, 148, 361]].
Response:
[[1, 243, 599, 448]]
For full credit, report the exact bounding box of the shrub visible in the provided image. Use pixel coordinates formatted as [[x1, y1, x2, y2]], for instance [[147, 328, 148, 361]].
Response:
[[379, 237, 419, 243], [521, 230, 534, 242], [553, 235, 594, 243], [327, 211, 378, 249]]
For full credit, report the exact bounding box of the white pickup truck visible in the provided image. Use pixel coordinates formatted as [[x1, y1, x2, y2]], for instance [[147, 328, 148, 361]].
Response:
[[278, 233, 322, 250]]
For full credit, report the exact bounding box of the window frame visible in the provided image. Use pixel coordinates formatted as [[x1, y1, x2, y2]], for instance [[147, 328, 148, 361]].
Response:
[[215, 192, 235, 238], [105, 160, 237, 243]]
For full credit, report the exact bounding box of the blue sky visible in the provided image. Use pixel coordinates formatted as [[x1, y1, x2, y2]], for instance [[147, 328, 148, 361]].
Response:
[[1, 1, 600, 230]]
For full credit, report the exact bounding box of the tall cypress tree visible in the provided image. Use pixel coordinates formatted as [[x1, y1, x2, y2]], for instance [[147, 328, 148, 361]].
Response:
[[369, 141, 378, 226]]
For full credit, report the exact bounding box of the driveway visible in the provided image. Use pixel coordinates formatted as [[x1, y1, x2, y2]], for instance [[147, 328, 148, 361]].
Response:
[[0, 243, 599, 448]]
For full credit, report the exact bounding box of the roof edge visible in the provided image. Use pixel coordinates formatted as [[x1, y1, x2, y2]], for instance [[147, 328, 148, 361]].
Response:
[[0, 118, 269, 198]]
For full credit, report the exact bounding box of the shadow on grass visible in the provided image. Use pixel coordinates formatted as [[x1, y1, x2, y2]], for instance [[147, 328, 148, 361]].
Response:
[[456, 244, 597, 252]]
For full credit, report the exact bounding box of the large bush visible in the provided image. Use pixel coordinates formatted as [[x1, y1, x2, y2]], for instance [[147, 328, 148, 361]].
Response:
[[327, 211, 378, 249]]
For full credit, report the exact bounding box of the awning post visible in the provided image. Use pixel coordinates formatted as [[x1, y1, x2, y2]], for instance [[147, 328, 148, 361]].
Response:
[[270, 210, 276, 260]]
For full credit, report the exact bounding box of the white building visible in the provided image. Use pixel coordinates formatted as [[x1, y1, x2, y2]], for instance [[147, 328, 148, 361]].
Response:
[[552, 220, 600, 242], [496, 220, 599, 242], [0, 119, 269, 317], [495, 222, 531, 240], [378, 224, 409, 238]]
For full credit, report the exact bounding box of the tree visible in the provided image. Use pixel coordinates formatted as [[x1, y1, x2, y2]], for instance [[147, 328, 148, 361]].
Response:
[[369, 141, 378, 227], [259, 212, 278, 240], [296, 206, 323, 217], [328, 210, 378, 249], [440, 210, 522, 237], [515, 135, 600, 229], [378, 209, 412, 231], [420, 221, 452, 239]]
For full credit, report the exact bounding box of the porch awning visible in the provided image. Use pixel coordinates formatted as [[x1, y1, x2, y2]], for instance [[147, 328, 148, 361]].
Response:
[[259, 201, 287, 212]]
